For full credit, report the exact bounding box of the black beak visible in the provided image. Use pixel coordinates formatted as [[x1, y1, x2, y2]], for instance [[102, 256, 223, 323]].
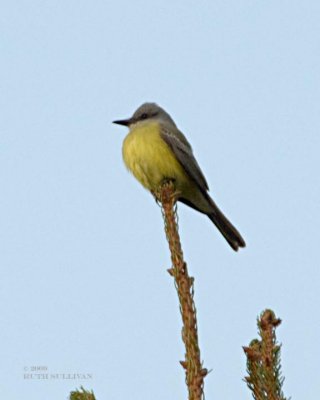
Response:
[[112, 118, 132, 126]]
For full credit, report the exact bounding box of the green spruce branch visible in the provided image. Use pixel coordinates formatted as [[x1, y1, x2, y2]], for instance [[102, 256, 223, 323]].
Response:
[[243, 309, 289, 400], [69, 386, 96, 400]]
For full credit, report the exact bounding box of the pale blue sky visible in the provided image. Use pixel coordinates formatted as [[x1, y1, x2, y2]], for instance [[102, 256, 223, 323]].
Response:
[[1, 1, 319, 399]]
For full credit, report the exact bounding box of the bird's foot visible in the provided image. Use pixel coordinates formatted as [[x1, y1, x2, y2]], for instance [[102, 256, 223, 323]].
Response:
[[152, 179, 181, 204]]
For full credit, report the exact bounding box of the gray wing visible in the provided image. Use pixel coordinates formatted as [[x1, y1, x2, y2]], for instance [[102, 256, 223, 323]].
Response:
[[160, 125, 209, 194]]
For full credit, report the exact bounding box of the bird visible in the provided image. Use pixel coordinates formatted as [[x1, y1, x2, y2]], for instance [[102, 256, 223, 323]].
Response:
[[113, 103, 245, 251]]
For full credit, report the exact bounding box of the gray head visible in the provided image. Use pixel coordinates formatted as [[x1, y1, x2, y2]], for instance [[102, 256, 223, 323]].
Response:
[[113, 103, 176, 127]]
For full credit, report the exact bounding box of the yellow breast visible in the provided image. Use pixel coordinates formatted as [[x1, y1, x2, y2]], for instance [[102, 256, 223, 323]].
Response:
[[122, 122, 186, 191]]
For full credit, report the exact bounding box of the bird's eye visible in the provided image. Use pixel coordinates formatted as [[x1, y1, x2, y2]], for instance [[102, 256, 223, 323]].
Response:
[[140, 113, 148, 120]]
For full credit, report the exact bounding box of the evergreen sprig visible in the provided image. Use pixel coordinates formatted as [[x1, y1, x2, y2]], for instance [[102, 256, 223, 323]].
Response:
[[69, 386, 96, 400], [243, 309, 289, 400]]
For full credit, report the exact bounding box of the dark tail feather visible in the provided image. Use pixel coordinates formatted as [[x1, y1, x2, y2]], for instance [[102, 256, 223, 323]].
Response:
[[207, 201, 246, 251]]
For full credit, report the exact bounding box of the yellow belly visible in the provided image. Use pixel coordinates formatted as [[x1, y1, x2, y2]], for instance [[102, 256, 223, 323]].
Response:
[[122, 122, 187, 191]]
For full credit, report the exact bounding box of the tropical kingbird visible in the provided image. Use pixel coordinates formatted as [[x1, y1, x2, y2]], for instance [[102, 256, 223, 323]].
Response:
[[113, 103, 245, 251]]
